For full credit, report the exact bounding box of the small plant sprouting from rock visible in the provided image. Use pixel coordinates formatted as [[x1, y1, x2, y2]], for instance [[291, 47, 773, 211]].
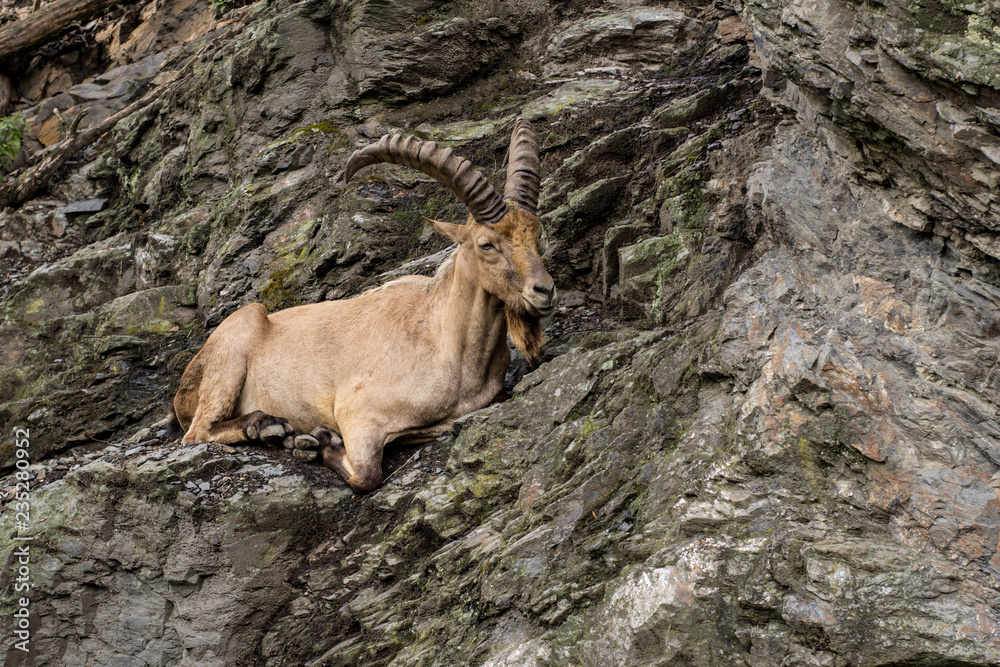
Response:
[[0, 112, 28, 174], [209, 0, 250, 16], [210, 0, 233, 15]]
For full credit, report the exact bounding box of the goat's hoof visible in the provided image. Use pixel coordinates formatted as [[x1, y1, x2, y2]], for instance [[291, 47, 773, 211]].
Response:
[[310, 426, 343, 448], [283, 436, 295, 450], [292, 449, 318, 462], [243, 412, 293, 446], [259, 423, 287, 440], [308, 426, 344, 450], [294, 434, 320, 450]]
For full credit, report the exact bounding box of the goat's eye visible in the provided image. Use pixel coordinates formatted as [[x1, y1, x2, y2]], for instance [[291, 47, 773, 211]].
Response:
[[479, 242, 495, 251]]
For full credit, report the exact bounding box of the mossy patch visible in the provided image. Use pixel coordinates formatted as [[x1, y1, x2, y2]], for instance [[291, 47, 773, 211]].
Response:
[[260, 264, 301, 311], [421, 117, 513, 144], [618, 233, 694, 323], [180, 219, 212, 254], [967, 14, 1000, 53], [658, 163, 718, 232], [522, 80, 628, 121], [289, 122, 350, 151], [95, 285, 198, 337]]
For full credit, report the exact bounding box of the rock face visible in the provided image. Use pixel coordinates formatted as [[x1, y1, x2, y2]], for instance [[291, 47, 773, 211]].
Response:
[[742, 0, 1000, 249], [1, 443, 350, 666], [1, 0, 1000, 665]]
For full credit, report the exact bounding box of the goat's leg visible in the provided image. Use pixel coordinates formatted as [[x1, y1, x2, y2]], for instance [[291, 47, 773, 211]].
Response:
[[285, 426, 340, 462], [320, 427, 385, 492], [182, 303, 280, 445], [187, 410, 294, 446], [182, 359, 247, 444]]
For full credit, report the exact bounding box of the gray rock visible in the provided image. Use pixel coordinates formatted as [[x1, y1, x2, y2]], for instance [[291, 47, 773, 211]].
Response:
[[0, 240, 20, 259], [522, 79, 627, 121], [543, 8, 705, 74], [68, 81, 131, 102], [61, 198, 108, 214], [1, 0, 999, 665], [742, 0, 1000, 255]]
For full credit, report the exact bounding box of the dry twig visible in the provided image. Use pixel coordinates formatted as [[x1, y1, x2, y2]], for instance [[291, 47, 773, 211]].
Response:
[[0, 10, 252, 210]]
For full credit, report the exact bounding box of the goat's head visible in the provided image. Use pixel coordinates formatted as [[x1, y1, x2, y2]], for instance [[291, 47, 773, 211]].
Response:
[[344, 117, 557, 360]]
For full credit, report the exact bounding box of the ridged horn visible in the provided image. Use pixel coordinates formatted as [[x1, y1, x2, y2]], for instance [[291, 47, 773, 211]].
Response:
[[504, 116, 540, 215], [343, 134, 508, 225]]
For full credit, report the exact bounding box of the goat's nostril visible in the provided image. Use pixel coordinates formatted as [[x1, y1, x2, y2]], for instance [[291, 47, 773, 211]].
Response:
[[533, 283, 553, 298]]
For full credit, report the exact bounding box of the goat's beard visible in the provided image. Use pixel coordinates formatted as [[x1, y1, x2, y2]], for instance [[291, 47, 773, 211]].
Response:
[[505, 303, 543, 363]]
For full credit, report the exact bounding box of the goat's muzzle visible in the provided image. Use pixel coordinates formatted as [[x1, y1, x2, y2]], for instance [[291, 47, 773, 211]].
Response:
[[522, 280, 558, 317]]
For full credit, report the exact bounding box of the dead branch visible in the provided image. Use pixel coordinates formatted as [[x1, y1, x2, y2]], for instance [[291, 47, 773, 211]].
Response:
[[0, 0, 128, 64], [0, 86, 163, 209], [0, 10, 252, 211], [0, 73, 12, 117]]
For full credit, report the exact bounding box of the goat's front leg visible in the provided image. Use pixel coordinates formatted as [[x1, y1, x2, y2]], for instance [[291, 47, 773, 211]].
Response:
[[319, 426, 385, 493], [185, 410, 293, 446]]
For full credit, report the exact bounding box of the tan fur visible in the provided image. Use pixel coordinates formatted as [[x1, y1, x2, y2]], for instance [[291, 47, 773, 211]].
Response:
[[172, 204, 556, 492]]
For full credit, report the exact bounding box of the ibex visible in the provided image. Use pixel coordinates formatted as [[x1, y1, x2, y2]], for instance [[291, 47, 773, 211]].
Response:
[[169, 117, 556, 492]]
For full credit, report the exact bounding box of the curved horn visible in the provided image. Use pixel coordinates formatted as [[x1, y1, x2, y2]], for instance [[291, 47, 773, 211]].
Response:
[[344, 134, 508, 225], [504, 116, 540, 215]]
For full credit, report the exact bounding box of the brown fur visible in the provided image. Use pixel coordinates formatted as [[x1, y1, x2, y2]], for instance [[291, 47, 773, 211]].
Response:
[[506, 304, 542, 362]]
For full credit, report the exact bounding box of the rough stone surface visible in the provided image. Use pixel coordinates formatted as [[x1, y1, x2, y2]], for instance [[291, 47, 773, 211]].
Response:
[[542, 8, 707, 75], [1, 0, 1000, 665], [741, 0, 1000, 253]]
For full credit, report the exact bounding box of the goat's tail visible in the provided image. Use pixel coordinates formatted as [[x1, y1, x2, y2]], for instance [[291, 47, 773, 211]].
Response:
[[164, 407, 184, 442]]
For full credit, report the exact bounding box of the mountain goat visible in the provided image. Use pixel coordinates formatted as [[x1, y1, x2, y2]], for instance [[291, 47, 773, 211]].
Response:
[[170, 117, 556, 492]]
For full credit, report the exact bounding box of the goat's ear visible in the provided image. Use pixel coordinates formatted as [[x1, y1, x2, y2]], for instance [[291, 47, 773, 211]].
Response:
[[423, 217, 472, 244]]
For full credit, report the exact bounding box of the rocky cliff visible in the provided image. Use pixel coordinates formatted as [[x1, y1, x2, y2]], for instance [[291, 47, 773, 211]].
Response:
[[1, 0, 1000, 665]]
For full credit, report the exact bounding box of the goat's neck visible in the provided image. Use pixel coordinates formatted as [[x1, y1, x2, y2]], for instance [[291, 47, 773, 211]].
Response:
[[434, 247, 507, 372]]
